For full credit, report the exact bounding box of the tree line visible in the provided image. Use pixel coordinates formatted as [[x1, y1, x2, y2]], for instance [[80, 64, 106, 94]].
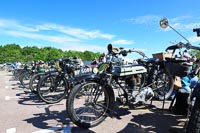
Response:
[[0, 44, 101, 63], [1, 43, 200, 64]]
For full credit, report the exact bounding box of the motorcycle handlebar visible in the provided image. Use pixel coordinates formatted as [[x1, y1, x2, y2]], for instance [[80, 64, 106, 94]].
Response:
[[131, 49, 148, 58], [117, 48, 147, 58], [165, 45, 180, 52], [165, 42, 200, 52], [188, 45, 200, 51]]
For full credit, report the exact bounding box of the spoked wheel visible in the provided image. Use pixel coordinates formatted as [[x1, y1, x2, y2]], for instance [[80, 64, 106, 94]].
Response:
[[29, 72, 46, 94], [20, 71, 33, 89], [37, 73, 69, 104], [66, 81, 114, 128], [153, 71, 174, 100]]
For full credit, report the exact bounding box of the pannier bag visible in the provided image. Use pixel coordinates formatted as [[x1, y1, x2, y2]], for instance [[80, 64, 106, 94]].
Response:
[[164, 62, 191, 77]]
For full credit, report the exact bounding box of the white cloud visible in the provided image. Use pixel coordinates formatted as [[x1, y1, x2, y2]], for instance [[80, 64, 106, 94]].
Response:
[[2, 30, 81, 43], [123, 15, 161, 25], [170, 15, 193, 22], [170, 22, 200, 31], [111, 39, 134, 45], [188, 35, 200, 44], [124, 15, 200, 32], [61, 43, 107, 52], [0, 18, 115, 40], [0, 18, 119, 52], [35, 23, 115, 39], [0, 19, 39, 32]]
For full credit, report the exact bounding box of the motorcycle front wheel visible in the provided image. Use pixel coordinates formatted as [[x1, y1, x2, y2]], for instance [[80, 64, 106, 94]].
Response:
[[66, 81, 114, 128]]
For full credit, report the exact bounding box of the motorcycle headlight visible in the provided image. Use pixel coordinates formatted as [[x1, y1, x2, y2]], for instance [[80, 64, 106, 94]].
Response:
[[92, 67, 98, 74]]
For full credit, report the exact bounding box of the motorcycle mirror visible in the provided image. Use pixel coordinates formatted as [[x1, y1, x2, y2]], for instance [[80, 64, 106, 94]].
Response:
[[160, 17, 190, 44], [160, 18, 169, 28]]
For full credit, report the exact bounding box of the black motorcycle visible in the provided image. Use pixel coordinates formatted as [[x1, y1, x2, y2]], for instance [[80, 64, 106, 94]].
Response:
[[160, 17, 200, 133]]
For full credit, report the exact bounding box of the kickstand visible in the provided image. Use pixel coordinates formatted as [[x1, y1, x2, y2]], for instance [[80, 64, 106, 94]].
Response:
[[149, 93, 166, 111], [169, 90, 178, 111], [162, 93, 166, 112], [149, 98, 153, 109]]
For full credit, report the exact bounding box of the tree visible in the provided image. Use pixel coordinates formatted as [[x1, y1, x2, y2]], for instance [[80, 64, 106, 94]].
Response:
[[0, 44, 100, 63], [2, 44, 22, 63]]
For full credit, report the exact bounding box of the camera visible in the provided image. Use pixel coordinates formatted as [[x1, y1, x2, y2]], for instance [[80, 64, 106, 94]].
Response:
[[193, 28, 200, 37]]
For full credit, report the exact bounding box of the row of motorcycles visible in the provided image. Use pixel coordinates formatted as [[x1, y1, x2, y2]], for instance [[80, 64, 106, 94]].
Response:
[[11, 18, 200, 132]]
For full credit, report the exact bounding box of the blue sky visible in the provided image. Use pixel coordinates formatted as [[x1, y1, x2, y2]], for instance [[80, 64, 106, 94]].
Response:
[[1, 0, 200, 59]]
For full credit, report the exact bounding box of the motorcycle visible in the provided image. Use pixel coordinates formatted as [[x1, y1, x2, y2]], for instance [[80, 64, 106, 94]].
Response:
[[159, 17, 200, 133], [138, 52, 175, 100], [66, 42, 175, 128]]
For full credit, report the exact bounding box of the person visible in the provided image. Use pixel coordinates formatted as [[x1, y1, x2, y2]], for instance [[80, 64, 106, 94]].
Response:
[[31, 60, 36, 70], [98, 52, 106, 63], [12, 61, 18, 70], [78, 58, 84, 67], [72, 56, 84, 67], [16, 61, 22, 69], [91, 58, 98, 65], [169, 53, 199, 115], [13, 61, 21, 70]]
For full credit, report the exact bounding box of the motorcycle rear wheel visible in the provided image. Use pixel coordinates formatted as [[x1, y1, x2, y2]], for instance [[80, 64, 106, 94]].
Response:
[[150, 71, 174, 100]]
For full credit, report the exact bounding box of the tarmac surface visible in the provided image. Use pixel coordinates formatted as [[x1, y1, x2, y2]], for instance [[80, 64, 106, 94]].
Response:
[[0, 70, 187, 133]]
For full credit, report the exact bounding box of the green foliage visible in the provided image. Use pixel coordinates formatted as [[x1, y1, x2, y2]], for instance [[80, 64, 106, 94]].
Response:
[[0, 44, 101, 63], [189, 50, 200, 59]]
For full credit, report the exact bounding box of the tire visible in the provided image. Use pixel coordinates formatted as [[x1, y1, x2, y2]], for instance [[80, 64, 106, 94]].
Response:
[[150, 70, 174, 100], [37, 73, 68, 104], [29, 72, 46, 93], [66, 81, 115, 128], [19, 71, 33, 88], [13, 69, 24, 80], [186, 97, 200, 133]]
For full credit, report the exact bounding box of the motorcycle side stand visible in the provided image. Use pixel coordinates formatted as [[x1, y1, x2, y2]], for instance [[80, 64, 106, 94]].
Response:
[[149, 93, 166, 112]]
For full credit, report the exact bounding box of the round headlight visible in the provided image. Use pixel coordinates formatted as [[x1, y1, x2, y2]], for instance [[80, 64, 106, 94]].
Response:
[[92, 67, 98, 74]]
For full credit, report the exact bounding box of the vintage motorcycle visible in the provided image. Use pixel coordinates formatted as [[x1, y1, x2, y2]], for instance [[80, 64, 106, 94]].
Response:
[[66, 42, 175, 128], [159, 17, 200, 133]]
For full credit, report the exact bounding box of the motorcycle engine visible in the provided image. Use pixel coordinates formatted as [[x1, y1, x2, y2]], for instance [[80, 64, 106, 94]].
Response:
[[132, 87, 154, 104]]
